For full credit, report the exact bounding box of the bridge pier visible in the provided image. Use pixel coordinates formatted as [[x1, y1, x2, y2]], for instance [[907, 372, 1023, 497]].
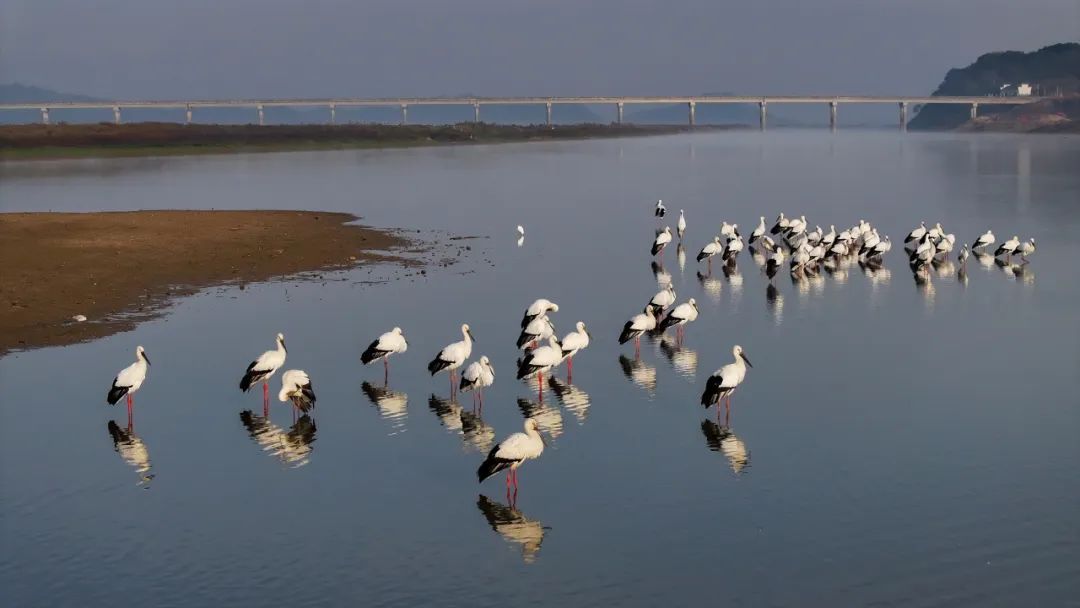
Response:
[[970, 103, 978, 120], [329, 103, 336, 125], [759, 101, 767, 130], [545, 102, 552, 127], [474, 103, 480, 123], [899, 102, 907, 131], [257, 104, 265, 126], [688, 101, 696, 126], [113, 106, 122, 125], [40, 107, 49, 125], [400, 104, 408, 125], [616, 102, 624, 124], [829, 101, 837, 130], [185, 104, 192, 125]]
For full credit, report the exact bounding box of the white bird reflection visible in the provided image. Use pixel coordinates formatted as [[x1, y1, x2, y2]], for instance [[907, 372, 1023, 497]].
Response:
[[696, 270, 723, 303], [617, 354, 657, 396], [428, 394, 494, 453], [107, 421, 154, 488], [238, 410, 317, 469], [766, 283, 784, 326], [516, 397, 564, 441], [676, 243, 687, 273], [547, 376, 592, 425], [476, 494, 549, 564], [651, 261, 672, 288], [700, 420, 750, 475], [659, 335, 698, 380], [361, 381, 409, 434]]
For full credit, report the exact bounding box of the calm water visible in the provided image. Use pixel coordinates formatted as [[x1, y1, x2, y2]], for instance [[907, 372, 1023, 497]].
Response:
[[2, 131, 1079, 607]]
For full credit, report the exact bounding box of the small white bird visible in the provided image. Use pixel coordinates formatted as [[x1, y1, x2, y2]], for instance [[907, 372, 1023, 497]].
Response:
[[278, 369, 316, 413], [361, 327, 408, 380], [559, 321, 592, 377], [770, 213, 788, 235], [700, 345, 753, 413], [821, 225, 837, 248], [477, 418, 544, 491], [521, 299, 559, 329], [657, 298, 699, 341], [749, 217, 766, 243], [72, 314, 88, 322], [655, 199, 666, 218], [649, 285, 677, 313], [652, 226, 673, 257], [428, 324, 475, 391], [460, 356, 495, 403], [1015, 237, 1036, 261], [516, 225, 525, 238], [677, 209, 687, 239], [972, 230, 996, 251], [958, 244, 970, 265], [868, 235, 892, 258], [240, 333, 287, 407], [107, 345, 151, 420], [927, 222, 945, 242], [995, 235, 1020, 259], [697, 236, 723, 264]]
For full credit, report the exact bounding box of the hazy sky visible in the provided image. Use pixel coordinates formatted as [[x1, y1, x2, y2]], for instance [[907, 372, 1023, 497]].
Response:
[[2, 0, 1077, 99]]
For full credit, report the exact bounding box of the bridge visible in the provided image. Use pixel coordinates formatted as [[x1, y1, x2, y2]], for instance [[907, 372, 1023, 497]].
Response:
[[0, 95, 1045, 130]]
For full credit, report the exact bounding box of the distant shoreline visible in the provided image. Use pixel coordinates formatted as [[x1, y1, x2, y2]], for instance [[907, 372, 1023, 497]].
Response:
[[0, 122, 739, 161]]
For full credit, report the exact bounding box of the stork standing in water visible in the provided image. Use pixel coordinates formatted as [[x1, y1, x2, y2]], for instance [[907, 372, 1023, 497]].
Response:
[[657, 298, 698, 344], [700, 345, 753, 422], [558, 321, 591, 382], [649, 285, 677, 315], [697, 236, 723, 270], [278, 369, 316, 421], [516, 336, 563, 400], [618, 307, 658, 357], [478, 418, 545, 501], [1015, 238, 1036, 261], [652, 226, 673, 260], [749, 217, 766, 244], [655, 199, 666, 218], [107, 345, 150, 428], [239, 333, 286, 415], [460, 356, 495, 409], [361, 327, 408, 383], [677, 210, 687, 239], [972, 230, 996, 252], [995, 235, 1020, 260], [427, 324, 475, 396], [517, 314, 556, 350]]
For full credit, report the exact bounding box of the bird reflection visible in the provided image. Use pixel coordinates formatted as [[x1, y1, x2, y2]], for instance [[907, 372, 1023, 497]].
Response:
[[696, 270, 723, 303], [428, 393, 464, 432], [361, 381, 408, 434], [617, 354, 657, 396], [659, 335, 698, 380], [516, 235, 525, 248], [239, 410, 317, 469], [957, 266, 969, 286], [932, 258, 956, 278], [461, 409, 496, 453], [547, 376, 592, 424], [651, 260, 672, 287], [476, 494, 549, 563], [516, 397, 564, 441], [766, 283, 784, 326], [677, 243, 686, 273], [749, 246, 766, 267], [974, 251, 994, 270], [107, 421, 154, 488], [700, 420, 750, 475]]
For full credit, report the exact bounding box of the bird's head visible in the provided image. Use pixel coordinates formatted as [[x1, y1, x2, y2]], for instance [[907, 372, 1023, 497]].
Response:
[[276, 333, 287, 352], [393, 327, 403, 334], [734, 344, 752, 368], [462, 324, 475, 343], [137, 345, 150, 366]]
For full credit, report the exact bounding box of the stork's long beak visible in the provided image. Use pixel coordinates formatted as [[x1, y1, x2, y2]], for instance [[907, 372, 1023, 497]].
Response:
[[142, 352, 151, 366], [468, 329, 476, 343], [281, 339, 287, 353], [740, 352, 753, 368]]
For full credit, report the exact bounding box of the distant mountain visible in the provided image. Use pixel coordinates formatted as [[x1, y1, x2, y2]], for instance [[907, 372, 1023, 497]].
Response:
[[909, 42, 1080, 130]]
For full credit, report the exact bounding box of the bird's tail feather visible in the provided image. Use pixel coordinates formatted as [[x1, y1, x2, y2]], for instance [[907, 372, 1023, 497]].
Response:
[[106, 384, 128, 405]]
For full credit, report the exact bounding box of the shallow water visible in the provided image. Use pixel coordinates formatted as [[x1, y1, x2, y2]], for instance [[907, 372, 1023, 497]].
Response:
[[2, 130, 1079, 607]]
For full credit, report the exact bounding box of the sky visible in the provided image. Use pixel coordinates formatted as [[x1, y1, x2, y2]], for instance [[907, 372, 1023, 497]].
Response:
[[2, 0, 1077, 100]]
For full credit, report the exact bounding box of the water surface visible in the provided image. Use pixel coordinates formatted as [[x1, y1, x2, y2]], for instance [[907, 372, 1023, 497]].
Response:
[[2, 130, 1079, 607]]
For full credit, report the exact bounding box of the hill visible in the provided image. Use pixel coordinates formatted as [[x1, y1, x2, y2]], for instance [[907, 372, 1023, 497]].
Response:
[[909, 42, 1080, 130]]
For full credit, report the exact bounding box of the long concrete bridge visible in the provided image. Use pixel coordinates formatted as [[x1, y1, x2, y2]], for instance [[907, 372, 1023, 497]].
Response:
[[0, 95, 1045, 130]]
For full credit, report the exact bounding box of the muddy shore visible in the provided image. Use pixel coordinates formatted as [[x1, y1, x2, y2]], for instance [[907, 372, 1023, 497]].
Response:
[[0, 211, 409, 354]]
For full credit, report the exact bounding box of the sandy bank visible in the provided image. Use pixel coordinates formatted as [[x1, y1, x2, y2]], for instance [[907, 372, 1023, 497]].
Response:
[[0, 210, 408, 354]]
